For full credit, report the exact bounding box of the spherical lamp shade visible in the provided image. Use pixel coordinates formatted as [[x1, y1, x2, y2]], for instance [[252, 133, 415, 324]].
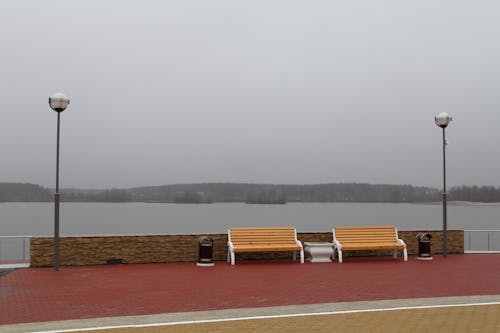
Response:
[[49, 93, 70, 112], [435, 112, 452, 128]]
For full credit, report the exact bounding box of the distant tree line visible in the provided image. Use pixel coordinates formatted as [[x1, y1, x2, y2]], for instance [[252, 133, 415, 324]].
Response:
[[62, 188, 132, 202], [246, 189, 286, 204], [173, 191, 212, 204], [129, 183, 440, 203], [2, 182, 500, 203], [449, 186, 500, 203], [0, 183, 51, 202]]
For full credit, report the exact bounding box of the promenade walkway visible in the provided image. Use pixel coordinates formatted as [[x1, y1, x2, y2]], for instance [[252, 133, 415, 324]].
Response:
[[1, 254, 500, 332]]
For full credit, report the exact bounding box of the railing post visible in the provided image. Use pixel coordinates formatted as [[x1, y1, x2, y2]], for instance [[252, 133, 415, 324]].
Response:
[[467, 231, 472, 250], [23, 238, 26, 262]]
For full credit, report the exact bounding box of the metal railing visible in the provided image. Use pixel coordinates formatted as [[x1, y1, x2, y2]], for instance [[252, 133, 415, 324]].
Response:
[[464, 230, 500, 253], [0, 236, 31, 268]]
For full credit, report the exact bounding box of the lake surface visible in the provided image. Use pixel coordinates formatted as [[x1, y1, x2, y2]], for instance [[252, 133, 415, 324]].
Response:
[[1, 202, 500, 236]]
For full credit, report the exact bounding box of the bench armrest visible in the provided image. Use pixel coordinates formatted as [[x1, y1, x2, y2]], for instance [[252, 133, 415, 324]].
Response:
[[227, 228, 234, 250]]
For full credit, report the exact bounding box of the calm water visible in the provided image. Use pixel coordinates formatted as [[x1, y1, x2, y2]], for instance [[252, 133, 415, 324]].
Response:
[[1, 202, 500, 236]]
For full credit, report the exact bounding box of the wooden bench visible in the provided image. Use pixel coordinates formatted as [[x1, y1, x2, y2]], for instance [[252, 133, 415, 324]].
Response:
[[333, 226, 407, 263], [227, 227, 304, 265]]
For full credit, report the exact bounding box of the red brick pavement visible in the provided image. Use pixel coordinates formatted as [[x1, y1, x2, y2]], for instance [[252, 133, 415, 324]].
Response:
[[1, 254, 500, 325]]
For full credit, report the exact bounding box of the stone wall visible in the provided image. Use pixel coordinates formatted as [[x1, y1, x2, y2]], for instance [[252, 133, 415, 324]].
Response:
[[30, 230, 464, 267]]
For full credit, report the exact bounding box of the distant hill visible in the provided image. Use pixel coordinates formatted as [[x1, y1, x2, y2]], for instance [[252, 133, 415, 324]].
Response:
[[0, 183, 51, 202], [2, 182, 500, 203], [129, 183, 441, 203]]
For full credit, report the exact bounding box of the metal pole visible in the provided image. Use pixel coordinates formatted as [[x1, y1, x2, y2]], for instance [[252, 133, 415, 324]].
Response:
[[54, 112, 61, 271], [442, 127, 447, 258]]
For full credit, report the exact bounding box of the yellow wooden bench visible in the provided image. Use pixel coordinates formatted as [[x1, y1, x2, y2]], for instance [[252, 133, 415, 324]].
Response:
[[227, 227, 304, 265], [333, 226, 407, 263]]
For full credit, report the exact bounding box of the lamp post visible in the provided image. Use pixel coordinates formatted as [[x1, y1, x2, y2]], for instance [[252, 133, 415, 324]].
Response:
[[49, 93, 70, 271], [435, 112, 452, 258]]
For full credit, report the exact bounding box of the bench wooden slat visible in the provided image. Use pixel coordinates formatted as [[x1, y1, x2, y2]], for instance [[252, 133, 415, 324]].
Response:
[[232, 238, 296, 242], [233, 244, 302, 253], [232, 241, 297, 245], [341, 243, 405, 250], [231, 234, 296, 239]]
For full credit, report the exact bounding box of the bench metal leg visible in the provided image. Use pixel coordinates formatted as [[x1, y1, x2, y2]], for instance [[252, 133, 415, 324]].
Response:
[[230, 251, 235, 265], [333, 245, 343, 263], [393, 249, 398, 259], [293, 251, 303, 263], [403, 248, 408, 261]]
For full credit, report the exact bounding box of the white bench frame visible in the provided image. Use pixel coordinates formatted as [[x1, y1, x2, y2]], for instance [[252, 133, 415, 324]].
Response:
[[227, 227, 304, 265], [333, 226, 408, 263]]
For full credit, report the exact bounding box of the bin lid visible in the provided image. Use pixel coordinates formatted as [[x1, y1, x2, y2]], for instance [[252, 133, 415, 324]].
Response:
[[199, 236, 213, 245], [416, 232, 432, 240]]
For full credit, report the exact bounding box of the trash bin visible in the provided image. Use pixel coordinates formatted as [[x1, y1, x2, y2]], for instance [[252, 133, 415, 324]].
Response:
[[197, 236, 215, 267], [416, 233, 433, 260]]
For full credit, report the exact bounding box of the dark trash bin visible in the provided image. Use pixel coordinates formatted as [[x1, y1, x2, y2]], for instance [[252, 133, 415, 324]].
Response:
[[416, 233, 433, 260], [197, 236, 215, 267]]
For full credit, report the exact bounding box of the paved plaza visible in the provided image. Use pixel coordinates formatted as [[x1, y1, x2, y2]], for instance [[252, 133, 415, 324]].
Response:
[[2, 254, 500, 332]]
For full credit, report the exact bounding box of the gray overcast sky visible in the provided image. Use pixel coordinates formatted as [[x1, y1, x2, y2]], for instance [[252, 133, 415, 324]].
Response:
[[1, 0, 499, 189]]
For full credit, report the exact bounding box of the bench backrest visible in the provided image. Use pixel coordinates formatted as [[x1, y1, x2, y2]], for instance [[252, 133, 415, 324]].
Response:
[[334, 226, 399, 244], [229, 227, 298, 245]]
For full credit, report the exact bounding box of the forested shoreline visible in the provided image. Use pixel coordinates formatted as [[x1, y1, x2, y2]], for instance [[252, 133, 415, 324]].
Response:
[[2, 182, 500, 203]]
